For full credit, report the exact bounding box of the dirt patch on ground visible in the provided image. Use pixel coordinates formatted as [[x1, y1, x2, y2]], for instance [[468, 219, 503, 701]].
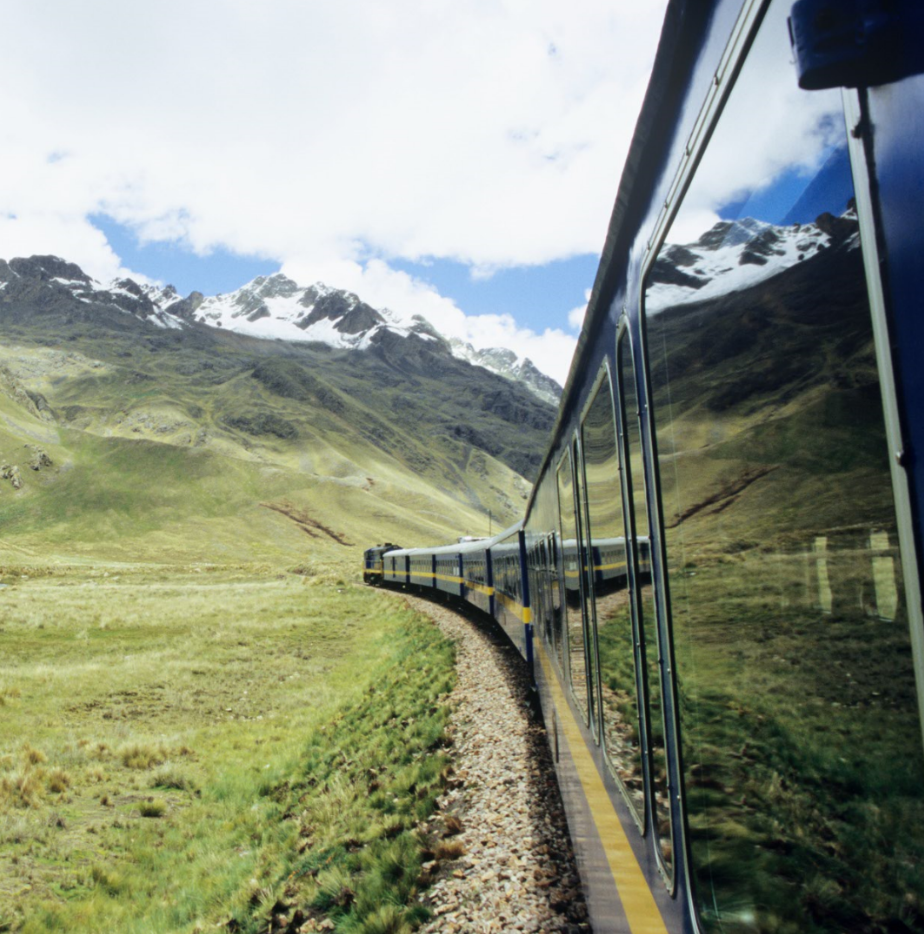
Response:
[[260, 500, 354, 546]]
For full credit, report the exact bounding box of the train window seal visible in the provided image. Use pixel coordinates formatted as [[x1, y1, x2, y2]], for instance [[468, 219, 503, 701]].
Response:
[[556, 446, 590, 726], [573, 432, 601, 743], [578, 365, 618, 754]]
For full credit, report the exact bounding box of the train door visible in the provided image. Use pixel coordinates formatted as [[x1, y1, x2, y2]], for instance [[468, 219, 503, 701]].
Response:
[[617, 328, 674, 876]]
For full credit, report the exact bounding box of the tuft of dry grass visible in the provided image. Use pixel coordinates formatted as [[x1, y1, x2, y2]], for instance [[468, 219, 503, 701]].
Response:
[[119, 744, 168, 770], [432, 839, 465, 861], [22, 744, 47, 766], [138, 799, 166, 818], [47, 769, 71, 794], [442, 814, 463, 836], [1, 765, 46, 808]]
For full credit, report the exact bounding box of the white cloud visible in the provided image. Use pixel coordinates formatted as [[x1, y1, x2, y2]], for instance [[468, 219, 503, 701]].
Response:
[[0, 0, 668, 379], [0, 214, 144, 285], [567, 289, 591, 331]]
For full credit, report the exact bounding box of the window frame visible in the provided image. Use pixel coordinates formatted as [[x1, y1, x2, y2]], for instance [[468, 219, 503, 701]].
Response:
[[616, 321, 676, 881], [579, 359, 648, 828]]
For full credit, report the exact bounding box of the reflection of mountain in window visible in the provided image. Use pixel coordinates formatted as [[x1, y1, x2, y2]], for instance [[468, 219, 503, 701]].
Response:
[[645, 195, 859, 313], [642, 0, 924, 930]]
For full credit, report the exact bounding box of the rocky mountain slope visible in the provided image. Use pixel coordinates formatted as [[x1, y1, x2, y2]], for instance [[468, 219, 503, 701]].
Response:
[[0, 257, 561, 405], [0, 255, 555, 560]]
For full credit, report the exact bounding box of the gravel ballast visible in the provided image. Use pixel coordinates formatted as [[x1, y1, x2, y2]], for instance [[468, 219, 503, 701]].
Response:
[[404, 594, 591, 934]]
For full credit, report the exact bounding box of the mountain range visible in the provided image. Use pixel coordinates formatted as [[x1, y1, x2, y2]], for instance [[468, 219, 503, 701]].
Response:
[[0, 254, 562, 561], [9, 261, 562, 407]]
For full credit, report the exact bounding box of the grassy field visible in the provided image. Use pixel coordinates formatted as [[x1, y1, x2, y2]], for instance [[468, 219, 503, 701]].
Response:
[[0, 284, 541, 931], [0, 561, 457, 933]]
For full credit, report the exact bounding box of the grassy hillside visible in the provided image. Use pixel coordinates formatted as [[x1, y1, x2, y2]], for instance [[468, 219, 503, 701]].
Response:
[[0, 334, 534, 565], [0, 264, 550, 931]]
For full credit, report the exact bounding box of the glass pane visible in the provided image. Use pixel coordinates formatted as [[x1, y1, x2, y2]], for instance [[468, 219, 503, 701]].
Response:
[[558, 454, 589, 722], [644, 3, 924, 929], [575, 441, 600, 735], [548, 533, 565, 670], [582, 375, 645, 818], [619, 337, 673, 867]]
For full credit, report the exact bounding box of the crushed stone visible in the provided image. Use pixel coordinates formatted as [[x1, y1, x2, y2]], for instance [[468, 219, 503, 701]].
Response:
[[404, 594, 591, 934]]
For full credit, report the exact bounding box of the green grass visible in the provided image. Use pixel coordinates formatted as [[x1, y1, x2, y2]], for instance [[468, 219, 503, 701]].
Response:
[[0, 565, 456, 933], [0, 334, 530, 566], [0, 295, 536, 931]]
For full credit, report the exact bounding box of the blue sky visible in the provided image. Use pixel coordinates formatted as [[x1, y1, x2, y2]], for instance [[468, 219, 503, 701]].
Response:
[[91, 214, 279, 296], [0, 0, 671, 383], [390, 255, 598, 332]]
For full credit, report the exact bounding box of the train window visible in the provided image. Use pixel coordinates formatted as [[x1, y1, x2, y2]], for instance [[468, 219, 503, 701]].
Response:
[[581, 370, 644, 821], [618, 333, 673, 869], [574, 438, 600, 737], [548, 532, 565, 671], [557, 450, 590, 724], [642, 2, 924, 929]]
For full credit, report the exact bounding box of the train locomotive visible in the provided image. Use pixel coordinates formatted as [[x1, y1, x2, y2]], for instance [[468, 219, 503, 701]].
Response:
[[366, 0, 924, 931]]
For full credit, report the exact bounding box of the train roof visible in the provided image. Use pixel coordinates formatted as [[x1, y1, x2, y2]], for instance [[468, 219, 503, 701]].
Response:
[[385, 520, 523, 559]]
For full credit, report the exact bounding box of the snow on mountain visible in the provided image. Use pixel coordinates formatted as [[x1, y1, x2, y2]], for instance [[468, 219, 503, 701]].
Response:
[[6, 256, 561, 404], [646, 209, 860, 313], [448, 341, 562, 406], [0, 208, 859, 409], [157, 274, 561, 402]]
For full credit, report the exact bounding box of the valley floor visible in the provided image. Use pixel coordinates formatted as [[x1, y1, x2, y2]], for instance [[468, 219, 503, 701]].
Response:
[[0, 561, 455, 933]]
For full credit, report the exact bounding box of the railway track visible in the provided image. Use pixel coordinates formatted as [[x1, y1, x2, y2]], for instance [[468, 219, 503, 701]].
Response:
[[403, 594, 591, 934]]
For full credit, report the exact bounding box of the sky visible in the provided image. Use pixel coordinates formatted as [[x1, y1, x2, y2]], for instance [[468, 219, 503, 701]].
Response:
[[663, 0, 850, 247], [0, 0, 670, 385]]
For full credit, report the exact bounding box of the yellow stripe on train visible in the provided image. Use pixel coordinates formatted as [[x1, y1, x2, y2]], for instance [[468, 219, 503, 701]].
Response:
[[536, 640, 669, 934], [495, 591, 531, 624]]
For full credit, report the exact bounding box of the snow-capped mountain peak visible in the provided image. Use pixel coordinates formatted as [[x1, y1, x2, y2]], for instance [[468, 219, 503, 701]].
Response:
[[1, 255, 561, 404], [646, 208, 859, 313]]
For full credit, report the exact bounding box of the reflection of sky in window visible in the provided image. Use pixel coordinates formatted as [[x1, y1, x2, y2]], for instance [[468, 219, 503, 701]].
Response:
[[718, 144, 853, 226]]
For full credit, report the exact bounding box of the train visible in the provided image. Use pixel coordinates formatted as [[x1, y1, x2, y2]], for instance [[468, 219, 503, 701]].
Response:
[[365, 0, 924, 931]]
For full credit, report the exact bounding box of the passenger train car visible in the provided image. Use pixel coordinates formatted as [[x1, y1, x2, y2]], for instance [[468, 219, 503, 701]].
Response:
[[367, 1, 924, 930]]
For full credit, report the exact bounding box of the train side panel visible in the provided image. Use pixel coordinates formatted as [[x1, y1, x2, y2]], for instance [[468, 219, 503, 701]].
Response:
[[490, 531, 532, 660]]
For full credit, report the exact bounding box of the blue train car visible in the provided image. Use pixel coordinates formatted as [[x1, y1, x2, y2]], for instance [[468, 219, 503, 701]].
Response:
[[371, 1, 924, 930], [460, 543, 493, 616]]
